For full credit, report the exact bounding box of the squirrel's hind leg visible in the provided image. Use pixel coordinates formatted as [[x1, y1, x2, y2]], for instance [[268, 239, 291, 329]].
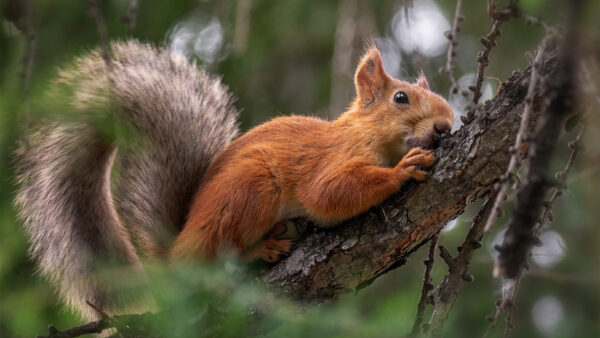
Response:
[[242, 222, 293, 263]]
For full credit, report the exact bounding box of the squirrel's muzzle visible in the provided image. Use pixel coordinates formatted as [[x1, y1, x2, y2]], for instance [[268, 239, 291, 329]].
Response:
[[405, 119, 452, 150]]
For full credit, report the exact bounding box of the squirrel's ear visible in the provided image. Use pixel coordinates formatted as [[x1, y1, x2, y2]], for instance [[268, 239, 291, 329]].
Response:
[[354, 48, 389, 107], [416, 72, 430, 90]]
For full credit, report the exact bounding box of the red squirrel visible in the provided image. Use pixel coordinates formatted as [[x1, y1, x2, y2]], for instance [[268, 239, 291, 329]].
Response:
[[172, 47, 453, 262], [14, 41, 452, 320]]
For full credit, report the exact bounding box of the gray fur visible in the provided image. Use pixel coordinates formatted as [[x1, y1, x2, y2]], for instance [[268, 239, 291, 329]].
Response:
[[13, 40, 239, 320]]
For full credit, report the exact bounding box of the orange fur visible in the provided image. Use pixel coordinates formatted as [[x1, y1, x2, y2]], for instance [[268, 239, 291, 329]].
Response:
[[171, 47, 453, 262]]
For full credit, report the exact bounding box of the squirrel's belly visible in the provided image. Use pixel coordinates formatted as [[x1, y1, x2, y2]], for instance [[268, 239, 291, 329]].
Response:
[[275, 202, 308, 223], [275, 202, 341, 231]]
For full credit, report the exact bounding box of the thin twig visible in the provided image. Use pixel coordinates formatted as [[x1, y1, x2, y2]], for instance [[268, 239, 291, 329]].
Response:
[[410, 232, 439, 336], [532, 59, 595, 257], [86, 300, 111, 320], [483, 276, 521, 337], [232, 0, 252, 55], [483, 39, 548, 233], [17, 0, 36, 126], [522, 13, 555, 34], [503, 276, 521, 337], [35, 310, 162, 338], [499, 123, 582, 332], [329, 0, 358, 117], [425, 195, 496, 337], [467, 1, 519, 118], [122, 0, 139, 30], [439, 0, 465, 97], [88, 0, 119, 138], [88, 0, 112, 70], [35, 319, 108, 338], [19, 0, 35, 96], [538, 125, 584, 226]]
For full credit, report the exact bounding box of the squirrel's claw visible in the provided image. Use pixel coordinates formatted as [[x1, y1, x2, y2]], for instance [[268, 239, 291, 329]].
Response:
[[396, 147, 436, 181]]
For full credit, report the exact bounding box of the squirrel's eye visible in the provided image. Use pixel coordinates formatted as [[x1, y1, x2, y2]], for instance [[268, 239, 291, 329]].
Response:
[[393, 91, 409, 105]]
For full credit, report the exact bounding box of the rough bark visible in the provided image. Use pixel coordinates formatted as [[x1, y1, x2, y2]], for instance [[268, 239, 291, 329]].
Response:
[[261, 51, 558, 304]]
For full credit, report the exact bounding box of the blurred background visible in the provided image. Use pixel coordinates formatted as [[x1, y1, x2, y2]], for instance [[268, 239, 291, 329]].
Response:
[[0, 0, 599, 337]]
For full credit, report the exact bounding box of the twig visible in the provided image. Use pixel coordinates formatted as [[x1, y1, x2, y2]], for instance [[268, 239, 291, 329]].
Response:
[[483, 39, 548, 233], [88, 0, 120, 136], [538, 125, 584, 226], [122, 0, 139, 30], [530, 58, 595, 269], [537, 57, 600, 225], [483, 276, 521, 337], [35, 310, 162, 338], [439, 0, 465, 98], [425, 195, 495, 337], [503, 276, 521, 337], [232, 0, 252, 55], [410, 232, 439, 336], [500, 121, 583, 330], [494, 0, 582, 281], [19, 0, 36, 99], [329, 0, 358, 117], [35, 319, 108, 338], [522, 13, 555, 34], [467, 1, 519, 118], [88, 0, 112, 70], [86, 300, 111, 320], [13, 0, 36, 127]]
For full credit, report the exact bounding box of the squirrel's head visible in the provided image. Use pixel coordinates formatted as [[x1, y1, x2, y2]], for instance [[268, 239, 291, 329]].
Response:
[[347, 47, 453, 157]]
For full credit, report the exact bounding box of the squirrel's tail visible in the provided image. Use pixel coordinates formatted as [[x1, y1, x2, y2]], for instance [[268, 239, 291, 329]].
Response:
[[14, 124, 151, 321], [13, 40, 239, 320]]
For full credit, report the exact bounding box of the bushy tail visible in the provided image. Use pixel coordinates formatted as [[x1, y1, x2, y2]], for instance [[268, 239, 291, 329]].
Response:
[[13, 40, 239, 320]]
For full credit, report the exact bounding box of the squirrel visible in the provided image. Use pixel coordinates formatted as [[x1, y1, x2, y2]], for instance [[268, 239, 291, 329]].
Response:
[[14, 40, 453, 321]]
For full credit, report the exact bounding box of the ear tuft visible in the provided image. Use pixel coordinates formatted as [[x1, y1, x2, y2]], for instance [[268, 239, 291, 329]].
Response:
[[354, 47, 390, 107], [416, 71, 430, 90]]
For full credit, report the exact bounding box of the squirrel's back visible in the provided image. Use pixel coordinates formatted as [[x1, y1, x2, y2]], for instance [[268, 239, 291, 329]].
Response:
[[14, 40, 238, 320]]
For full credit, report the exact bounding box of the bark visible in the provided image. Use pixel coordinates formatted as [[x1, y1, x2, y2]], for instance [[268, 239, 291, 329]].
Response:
[[261, 50, 559, 304]]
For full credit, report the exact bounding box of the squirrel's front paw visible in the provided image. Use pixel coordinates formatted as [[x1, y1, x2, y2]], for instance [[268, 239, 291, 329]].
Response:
[[396, 147, 436, 181]]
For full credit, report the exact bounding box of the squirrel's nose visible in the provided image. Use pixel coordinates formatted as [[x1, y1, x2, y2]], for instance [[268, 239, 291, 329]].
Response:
[[434, 121, 452, 136]]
